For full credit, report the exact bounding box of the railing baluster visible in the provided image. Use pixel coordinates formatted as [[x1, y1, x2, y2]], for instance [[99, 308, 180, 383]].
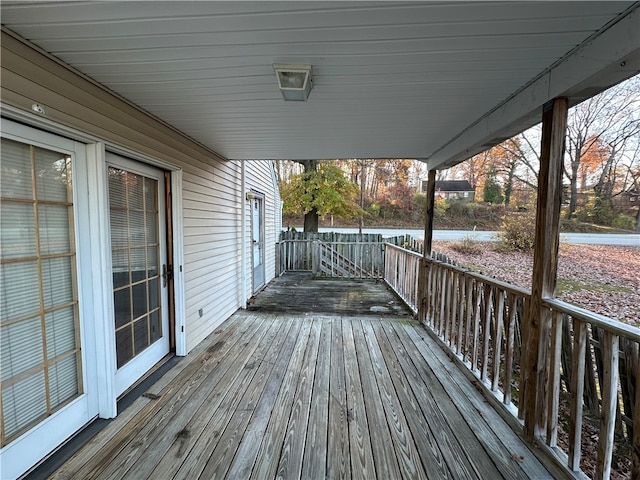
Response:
[[471, 280, 482, 373], [634, 361, 640, 480], [444, 267, 453, 344], [439, 267, 448, 337], [433, 264, 440, 330], [425, 261, 432, 325], [569, 318, 587, 471], [464, 275, 473, 364], [433, 264, 440, 327], [481, 284, 493, 383], [452, 269, 459, 346], [491, 289, 505, 393], [546, 310, 563, 447], [596, 331, 619, 480], [504, 293, 517, 406], [519, 297, 529, 422], [415, 256, 420, 311], [456, 273, 465, 355]]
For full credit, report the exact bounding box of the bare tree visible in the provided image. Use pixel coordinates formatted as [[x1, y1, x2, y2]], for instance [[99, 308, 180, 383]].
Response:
[[564, 75, 640, 217]]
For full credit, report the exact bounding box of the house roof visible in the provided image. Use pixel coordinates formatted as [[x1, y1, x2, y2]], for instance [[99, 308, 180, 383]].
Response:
[[435, 181, 475, 192], [1, 1, 638, 169]]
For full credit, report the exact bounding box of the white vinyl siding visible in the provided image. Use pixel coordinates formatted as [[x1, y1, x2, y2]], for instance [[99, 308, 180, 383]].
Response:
[[181, 162, 242, 352], [182, 160, 281, 351]]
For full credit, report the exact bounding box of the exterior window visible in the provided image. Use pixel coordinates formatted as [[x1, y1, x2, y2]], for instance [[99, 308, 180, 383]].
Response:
[[0, 138, 81, 446]]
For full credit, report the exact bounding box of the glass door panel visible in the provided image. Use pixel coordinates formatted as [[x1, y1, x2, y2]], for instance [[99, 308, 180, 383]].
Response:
[[107, 154, 169, 396], [251, 194, 265, 292], [0, 138, 81, 446]]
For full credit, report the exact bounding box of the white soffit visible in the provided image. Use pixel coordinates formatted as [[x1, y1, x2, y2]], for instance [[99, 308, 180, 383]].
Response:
[[1, 1, 638, 167]]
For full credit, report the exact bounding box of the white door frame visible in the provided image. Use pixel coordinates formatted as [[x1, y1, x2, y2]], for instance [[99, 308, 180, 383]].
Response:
[[87, 146, 187, 418]]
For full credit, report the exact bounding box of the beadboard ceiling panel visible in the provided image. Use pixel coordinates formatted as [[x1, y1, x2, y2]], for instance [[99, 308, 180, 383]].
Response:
[[1, 1, 638, 168]]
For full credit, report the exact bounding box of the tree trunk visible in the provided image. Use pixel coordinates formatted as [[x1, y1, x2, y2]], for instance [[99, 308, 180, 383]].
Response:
[[568, 160, 580, 218], [302, 159, 319, 232], [504, 162, 516, 205], [304, 207, 319, 232]]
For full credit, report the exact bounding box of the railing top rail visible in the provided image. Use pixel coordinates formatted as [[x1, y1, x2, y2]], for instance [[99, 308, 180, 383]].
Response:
[[543, 297, 640, 341], [317, 241, 386, 245], [281, 240, 386, 246], [385, 243, 423, 258]]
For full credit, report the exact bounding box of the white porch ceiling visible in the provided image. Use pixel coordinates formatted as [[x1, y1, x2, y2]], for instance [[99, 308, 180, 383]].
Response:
[[1, 1, 639, 168]]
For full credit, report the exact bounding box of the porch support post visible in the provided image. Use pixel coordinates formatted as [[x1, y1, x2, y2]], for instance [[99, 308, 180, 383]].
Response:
[[418, 169, 436, 322], [523, 97, 568, 439], [423, 169, 436, 256]]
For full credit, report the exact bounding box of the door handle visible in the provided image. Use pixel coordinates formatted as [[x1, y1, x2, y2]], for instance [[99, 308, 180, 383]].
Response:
[[162, 264, 173, 287]]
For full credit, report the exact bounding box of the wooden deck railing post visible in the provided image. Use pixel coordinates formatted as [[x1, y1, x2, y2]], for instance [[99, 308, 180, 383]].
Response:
[[522, 97, 568, 440], [418, 169, 436, 323]]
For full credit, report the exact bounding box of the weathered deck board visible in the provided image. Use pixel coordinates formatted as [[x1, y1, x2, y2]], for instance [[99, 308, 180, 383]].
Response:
[[147, 315, 282, 478], [327, 317, 351, 479], [248, 318, 314, 479], [110, 314, 275, 480], [300, 317, 331, 480], [342, 319, 377, 479], [351, 319, 403, 479], [360, 319, 428, 479], [401, 322, 557, 479], [49, 316, 254, 480], [200, 318, 303, 479], [371, 318, 457, 479], [247, 272, 410, 317], [48, 274, 560, 480], [380, 320, 500, 479], [273, 318, 322, 479]]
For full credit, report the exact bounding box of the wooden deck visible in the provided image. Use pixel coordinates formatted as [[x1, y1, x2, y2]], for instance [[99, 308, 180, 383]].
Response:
[[50, 274, 561, 479]]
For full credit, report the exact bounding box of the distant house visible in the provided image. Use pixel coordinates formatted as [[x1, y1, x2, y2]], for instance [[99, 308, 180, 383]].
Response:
[[422, 180, 476, 202], [612, 189, 640, 210]]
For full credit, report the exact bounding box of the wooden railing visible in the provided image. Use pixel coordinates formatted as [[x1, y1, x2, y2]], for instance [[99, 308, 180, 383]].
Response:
[[278, 239, 314, 272], [385, 244, 421, 312], [278, 240, 385, 278], [539, 299, 639, 480], [383, 246, 639, 480]]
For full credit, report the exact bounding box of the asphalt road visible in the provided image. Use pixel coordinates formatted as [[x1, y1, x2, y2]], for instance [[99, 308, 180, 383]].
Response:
[[308, 227, 640, 246]]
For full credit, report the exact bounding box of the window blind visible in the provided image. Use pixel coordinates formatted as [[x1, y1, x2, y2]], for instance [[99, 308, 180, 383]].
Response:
[[0, 138, 81, 445]]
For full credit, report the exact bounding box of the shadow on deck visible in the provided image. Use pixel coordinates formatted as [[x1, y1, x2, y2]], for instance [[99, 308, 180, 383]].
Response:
[[46, 273, 565, 480]]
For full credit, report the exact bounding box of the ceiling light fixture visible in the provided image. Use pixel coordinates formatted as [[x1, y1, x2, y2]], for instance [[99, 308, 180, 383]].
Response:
[[273, 64, 313, 101]]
